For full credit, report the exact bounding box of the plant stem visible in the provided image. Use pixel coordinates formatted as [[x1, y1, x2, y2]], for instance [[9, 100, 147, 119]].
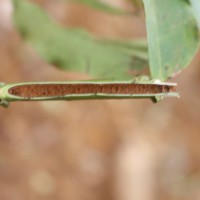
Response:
[[0, 80, 179, 108]]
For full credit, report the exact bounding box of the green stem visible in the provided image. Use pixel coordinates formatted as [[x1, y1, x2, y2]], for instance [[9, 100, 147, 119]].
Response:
[[0, 80, 179, 108]]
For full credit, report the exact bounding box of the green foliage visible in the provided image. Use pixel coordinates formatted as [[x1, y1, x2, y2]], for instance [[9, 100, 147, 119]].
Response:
[[13, 0, 148, 79], [66, 0, 130, 15], [143, 0, 199, 80], [129, 0, 144, 9], [67, 0, 144, 14], [190, 0, 200, 28], [13, 0, 200, 81]]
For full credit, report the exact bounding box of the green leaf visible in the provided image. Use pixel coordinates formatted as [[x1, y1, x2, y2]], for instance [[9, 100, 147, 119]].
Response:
[[129, 0, 144, 9], [66, 0, 130, 15], [97, 39, 148, 60], [190, 0, 200, 29], [143, 0, 200, 81], [13, 0, 148, 79]]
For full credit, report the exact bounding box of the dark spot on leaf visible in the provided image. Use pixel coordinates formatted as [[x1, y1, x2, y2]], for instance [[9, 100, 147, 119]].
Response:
[[19, 27, 28, 39], [50, 58, 63, 68], [165, 65, 170, 72]]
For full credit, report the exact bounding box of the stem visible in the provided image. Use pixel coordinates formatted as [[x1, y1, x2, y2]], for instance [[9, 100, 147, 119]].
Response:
[[0, 80, 179, 108]]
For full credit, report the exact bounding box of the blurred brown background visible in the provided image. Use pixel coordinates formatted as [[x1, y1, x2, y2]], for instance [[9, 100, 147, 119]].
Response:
[[0, 0, 200, 200]]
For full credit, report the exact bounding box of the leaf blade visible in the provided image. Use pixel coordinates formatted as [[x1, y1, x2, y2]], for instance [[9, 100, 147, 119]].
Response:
[[143, 0, 200, 80], [13, 0, 148, 79], [67, 0, 130, 15]]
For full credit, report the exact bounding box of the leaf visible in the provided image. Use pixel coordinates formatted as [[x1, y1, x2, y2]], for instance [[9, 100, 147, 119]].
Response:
[[66, 0, 130, 15], [96, 39, 148, 60], [190, 0, 200, 29], [129, 0, 144, 9], [13, 0, 148, 79], [143, 0, 200, 81]]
